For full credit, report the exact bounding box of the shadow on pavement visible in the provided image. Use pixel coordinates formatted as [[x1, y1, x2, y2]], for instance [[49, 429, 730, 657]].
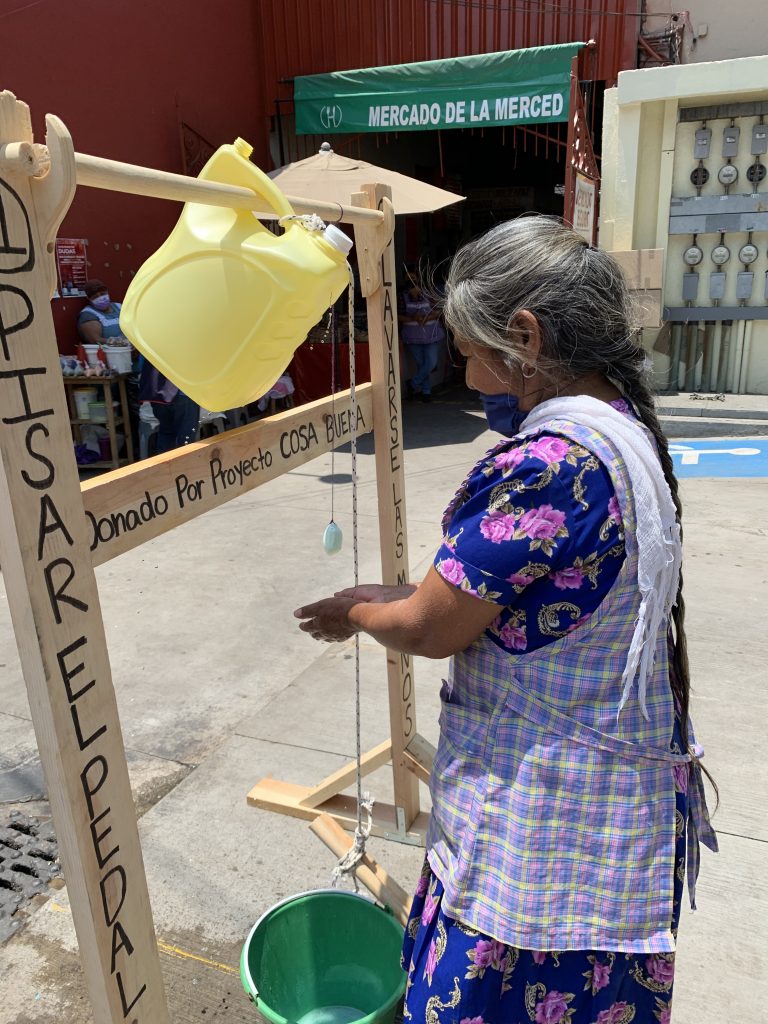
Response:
[[401, 384, 487, 450]]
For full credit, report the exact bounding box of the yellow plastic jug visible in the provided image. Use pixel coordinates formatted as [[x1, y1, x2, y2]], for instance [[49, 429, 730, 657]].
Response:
[[120, 138, 352, 410]]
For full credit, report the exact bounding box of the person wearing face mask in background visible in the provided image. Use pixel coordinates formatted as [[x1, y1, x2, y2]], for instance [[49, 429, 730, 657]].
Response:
[[294, 216, 717, 1024], [77, 279, 141, 457], [77, 279, 124, 344]]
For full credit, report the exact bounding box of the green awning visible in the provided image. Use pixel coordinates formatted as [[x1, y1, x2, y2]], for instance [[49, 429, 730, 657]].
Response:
[[294, 43, 584, 136]]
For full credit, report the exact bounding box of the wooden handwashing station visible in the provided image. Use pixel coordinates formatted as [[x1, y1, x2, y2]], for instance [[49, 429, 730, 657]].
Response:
[[0, 90, 437, 1023]]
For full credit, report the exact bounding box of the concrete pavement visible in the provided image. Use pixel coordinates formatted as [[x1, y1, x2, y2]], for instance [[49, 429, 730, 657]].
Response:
[[0, 388, 766, 1022]]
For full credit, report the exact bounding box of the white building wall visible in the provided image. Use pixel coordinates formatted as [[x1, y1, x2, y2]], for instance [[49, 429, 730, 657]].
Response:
[[600, 55, 768, 394], [643, 1, 768, 64]]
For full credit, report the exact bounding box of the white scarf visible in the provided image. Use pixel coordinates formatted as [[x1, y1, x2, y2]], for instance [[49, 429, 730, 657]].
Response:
[[519, 396, 682, 720]]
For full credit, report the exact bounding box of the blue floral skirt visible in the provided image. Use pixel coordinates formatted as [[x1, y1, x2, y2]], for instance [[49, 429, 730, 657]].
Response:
[[401, 787, 687, 1024]]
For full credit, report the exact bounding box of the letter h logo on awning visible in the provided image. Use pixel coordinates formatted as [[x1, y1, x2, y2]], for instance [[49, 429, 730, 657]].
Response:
[[320, 105, 343, 130]]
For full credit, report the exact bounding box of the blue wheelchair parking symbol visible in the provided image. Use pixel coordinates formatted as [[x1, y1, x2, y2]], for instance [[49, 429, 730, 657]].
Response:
[[670, 438, 768, 478]]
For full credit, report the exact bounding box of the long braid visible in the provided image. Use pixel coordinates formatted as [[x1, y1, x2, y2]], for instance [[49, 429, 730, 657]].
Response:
[[611, 356, 719, 806]]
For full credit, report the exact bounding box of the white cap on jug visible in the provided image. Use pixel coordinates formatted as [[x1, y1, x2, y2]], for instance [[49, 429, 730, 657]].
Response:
[[324, 224, 354, 257]]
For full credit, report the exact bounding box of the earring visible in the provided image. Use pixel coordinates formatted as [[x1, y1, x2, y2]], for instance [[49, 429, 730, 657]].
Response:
[[521, 363, 536, 380]]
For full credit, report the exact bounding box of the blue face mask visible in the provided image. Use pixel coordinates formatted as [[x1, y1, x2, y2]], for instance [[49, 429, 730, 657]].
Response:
[[479, 392, 526, 436]]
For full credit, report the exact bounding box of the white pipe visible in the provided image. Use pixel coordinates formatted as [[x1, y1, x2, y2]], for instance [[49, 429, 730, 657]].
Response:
[[709, 322, 722, 393], [694, 323, 706, 391], [683, 321, 699, 392], [717, 323, 732, 393], [727, 320, 746, 393], [669, 324, 683, 391], [737, 320, 754, 394]]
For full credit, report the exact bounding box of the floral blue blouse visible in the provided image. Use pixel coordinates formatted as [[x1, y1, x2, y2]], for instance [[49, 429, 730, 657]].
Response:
[[433, 401, 634, 654]]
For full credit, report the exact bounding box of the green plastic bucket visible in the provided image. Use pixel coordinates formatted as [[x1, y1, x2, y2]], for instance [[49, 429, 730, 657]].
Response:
[[240, 889, 406, 1024]]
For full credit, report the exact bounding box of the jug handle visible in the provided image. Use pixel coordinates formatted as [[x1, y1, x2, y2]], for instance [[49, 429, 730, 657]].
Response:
[[245, 164, 296, 221], [203, 160, 296, 223]]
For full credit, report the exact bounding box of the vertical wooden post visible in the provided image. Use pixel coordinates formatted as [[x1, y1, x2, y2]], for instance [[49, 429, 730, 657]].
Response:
[[353, 184, 420, 831], [563, 57, 580, 229], [0, 93, 169, 1024]]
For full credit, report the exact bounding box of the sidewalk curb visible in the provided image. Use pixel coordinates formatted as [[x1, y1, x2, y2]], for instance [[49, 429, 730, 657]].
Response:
[[660, 417, 768, 438], [658, 405, 768, 421]]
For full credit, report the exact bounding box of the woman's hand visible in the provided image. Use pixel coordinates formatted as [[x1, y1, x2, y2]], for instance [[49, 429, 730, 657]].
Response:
[[334, 583, 418, 603], [294, 596, 360, 643], [295, 568, 501, 658], [295, 584, 419, 645]]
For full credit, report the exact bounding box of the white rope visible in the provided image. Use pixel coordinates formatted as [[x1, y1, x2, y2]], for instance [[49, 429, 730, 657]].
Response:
[[330, 268, 375, 890], [278, 212, 326, 233], [330, 795, 374, 889]]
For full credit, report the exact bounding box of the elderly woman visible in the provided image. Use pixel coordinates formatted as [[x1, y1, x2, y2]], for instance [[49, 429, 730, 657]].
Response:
[[295, 217, 717, 1024]]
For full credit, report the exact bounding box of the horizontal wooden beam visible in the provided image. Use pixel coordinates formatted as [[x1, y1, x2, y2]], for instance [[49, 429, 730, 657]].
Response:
[[404, 733, 435, 786], [247, 777, 429, 845], [310, 813, 412, 926], [71, 152, 385, 226], [300, 739, 393, 810], [81, 384, 372, 566]]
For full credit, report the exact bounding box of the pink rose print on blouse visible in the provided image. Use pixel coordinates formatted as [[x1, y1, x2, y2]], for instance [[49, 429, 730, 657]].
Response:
[[551, 566, 585, 590], [471, 939, 497, 969], [466, 938, 506, 978], [532, 950, 548, 965], [479, 509, 518, 543], [460, 1017, 486, 1024], [490, 940, 506, 966], [414, 873, 430, 897], [655, 1006, 671, 1024], [498, 621, 527, 650], [508, 570, 535, 587], [423, 938, 438, 985], [535, 990, 571, 1024], [494, 448, 525, 473], [645, 955, 675, 987], [596, 1002, 633, 1024], [518, 505, 567, 540], [526, 437, 571, 464], [607, 495, 622, 525], [591, 960, 611, 992], [421, 891, 438, 926], [437, 557, 466, 586]]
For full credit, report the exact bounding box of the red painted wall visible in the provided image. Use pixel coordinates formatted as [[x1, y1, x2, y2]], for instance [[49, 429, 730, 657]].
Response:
[[3, 0, 266, 352], [255, 0, 640, 136]]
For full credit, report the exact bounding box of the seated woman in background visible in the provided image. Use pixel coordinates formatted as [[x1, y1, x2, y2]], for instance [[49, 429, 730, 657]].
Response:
[[77, 279, 140, 453], [77, 279, 124, 344]]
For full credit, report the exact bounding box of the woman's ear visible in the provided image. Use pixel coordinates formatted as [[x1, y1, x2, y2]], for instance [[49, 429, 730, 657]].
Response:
[[512, 309, 543, 361]]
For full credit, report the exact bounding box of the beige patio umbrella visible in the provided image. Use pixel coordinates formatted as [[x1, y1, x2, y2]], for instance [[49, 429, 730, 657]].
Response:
[[268, 142, 465, 215]]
